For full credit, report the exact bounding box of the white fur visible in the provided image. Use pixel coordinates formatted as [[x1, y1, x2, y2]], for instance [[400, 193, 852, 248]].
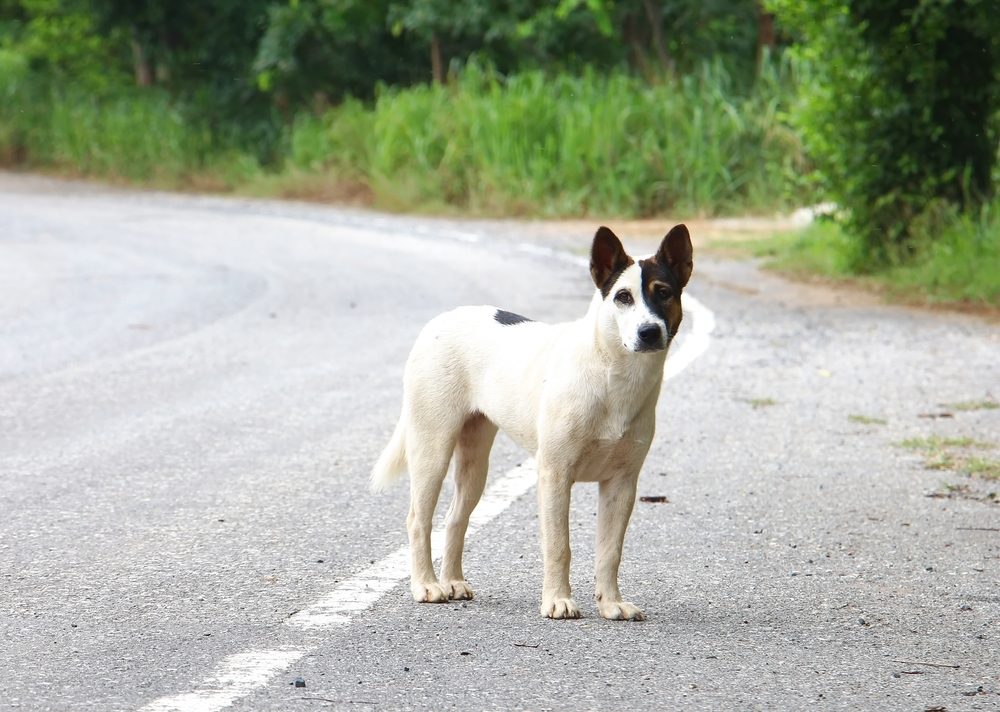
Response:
[[600, 263, 668, 352], [371, 234, 689, 620]]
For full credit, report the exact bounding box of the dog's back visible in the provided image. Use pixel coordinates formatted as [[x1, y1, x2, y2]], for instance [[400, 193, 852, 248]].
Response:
[[370, 305, 561, 493]]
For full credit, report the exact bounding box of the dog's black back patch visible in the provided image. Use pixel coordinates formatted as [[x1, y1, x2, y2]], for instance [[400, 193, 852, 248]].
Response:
[[494, 309, 533, 326]]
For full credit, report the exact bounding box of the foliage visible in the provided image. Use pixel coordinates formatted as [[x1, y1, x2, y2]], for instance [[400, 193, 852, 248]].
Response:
[[254, 0, 426, 105], [251, 0, 767, 99], [768, 0, 1000, 266], [287, 59, 808, 217], [0, 0, 128, 91], [755, 205, 1000, 305]]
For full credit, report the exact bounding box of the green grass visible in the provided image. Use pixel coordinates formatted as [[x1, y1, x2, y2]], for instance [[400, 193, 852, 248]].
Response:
[[898, 436, 992, 450], [0, 59, 809, 217], [966, 458, 1000, 480], [754, 210, 1000, 307], [285, 60, 808, 217], [896, 434, 999, 481], [943, 400, 1000, 412], [848, 414, 886, 425], [0, 82, 264, 187], [750, 221, 861, 278], [924, 451, 959, 471], [742, 397, 778, 409]]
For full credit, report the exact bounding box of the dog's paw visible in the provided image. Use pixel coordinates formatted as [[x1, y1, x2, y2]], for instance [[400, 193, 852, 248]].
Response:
[[441, 579, 474, 601], [540, 597, 581, 619], [597, 599, 645, 621], [411, 581, 449, 603]]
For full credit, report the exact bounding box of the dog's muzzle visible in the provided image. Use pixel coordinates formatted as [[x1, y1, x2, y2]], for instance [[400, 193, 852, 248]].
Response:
[[635, 323, 665, 352]]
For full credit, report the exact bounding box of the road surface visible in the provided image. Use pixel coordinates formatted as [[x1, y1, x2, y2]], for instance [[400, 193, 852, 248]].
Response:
[[1, 173, 998, 711]]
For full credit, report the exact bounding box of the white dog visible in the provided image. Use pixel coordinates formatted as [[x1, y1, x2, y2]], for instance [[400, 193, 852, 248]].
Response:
[[371, 225, 693, 620]]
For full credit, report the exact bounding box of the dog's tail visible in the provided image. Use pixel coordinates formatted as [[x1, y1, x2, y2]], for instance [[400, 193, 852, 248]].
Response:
[[370, 416, 407, 493]]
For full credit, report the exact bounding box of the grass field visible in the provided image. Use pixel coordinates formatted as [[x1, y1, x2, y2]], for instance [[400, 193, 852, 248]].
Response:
[[283, 61, 808, 217], [744, 209, 1000, 307], [0, 59, 808, 218]]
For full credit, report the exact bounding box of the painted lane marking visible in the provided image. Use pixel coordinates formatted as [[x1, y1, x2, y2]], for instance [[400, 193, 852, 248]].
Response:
[[138, 464, 539, 712], [664, 293, 715, 382], [139, 240, 716, 712], [287, 462, 538, 630], [139, 649, 308, 712]]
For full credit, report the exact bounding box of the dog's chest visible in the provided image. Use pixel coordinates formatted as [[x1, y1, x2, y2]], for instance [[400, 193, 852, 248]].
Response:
[[568, 372, 658, 481], [571, 437, 639, 482]]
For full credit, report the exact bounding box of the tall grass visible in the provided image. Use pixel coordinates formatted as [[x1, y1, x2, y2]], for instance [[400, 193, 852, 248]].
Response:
[[288, 60, 809, 217], [1, 56, 809, 216], [33, 91, 212, 180], [1, 57, 807, 214], [0, 57, 259, 185], [754, 208, 1000, 306]]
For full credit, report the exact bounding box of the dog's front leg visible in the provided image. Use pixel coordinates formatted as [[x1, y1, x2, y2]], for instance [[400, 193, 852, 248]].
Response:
[[537, 464, 580, 619], [595, 473, 644, 621]]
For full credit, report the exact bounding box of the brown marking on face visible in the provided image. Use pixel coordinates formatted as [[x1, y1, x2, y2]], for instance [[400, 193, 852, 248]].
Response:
[[638, 256, 684, 335], [632, 224, 694, 340]]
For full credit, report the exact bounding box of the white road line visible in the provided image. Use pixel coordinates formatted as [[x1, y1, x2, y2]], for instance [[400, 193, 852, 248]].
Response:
[[139, 649, 308, 712], [287, 462, 538, 630], [664, 293, 715, 382], [139, 241, 716, 712]]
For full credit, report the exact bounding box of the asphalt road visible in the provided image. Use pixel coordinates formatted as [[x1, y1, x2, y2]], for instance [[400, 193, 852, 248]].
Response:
[[1, 173, 998, 711]]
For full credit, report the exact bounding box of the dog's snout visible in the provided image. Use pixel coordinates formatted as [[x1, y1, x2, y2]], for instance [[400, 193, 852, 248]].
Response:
[[638, 323, 662, 345]]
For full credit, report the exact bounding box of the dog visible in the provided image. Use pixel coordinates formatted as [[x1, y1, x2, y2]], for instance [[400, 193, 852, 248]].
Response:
[[370, 225, 693, 620]]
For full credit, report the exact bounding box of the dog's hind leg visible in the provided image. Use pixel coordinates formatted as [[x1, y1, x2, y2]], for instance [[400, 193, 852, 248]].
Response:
[[440, 412, 497, 600], [406, 431, 456, 603]]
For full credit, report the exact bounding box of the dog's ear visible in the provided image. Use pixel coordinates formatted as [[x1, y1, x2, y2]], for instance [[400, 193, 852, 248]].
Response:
[[590, 226, 632, 294], [658, 224, 693, 289]]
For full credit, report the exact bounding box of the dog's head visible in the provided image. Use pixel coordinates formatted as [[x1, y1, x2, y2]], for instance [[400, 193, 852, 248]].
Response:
[[589, 224, 693, 353]]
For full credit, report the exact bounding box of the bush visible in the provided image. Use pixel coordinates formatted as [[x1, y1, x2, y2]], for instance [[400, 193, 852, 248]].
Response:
[[0, 48, 31, 162], [769, 0, 1000, 266], [0, 76, 272, 186], [758, 203, 1000, 306], [288, 59, 811, 217]]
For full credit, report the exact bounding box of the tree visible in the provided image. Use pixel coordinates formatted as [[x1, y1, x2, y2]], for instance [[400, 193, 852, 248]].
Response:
[[769, 0, 1000, 264], [253, 0, 426, 105], [388, 0, 496, 84], [0, 0, 129, 91]]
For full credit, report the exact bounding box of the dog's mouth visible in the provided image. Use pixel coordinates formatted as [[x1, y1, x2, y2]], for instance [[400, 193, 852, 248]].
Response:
[[629, 338, 669, 353]]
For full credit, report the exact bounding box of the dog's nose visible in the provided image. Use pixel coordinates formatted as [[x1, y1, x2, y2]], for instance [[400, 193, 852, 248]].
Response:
[[638, 323, 662, 345]]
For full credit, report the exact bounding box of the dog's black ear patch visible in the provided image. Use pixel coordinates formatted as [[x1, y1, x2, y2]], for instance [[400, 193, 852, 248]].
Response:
[[591, 226, 634, 296], [494, 309, 533, 326]]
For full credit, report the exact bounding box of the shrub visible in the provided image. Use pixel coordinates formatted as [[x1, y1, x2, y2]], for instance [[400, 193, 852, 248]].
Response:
[[290, 59, 810, 217], [769, 0, 1000, 266]]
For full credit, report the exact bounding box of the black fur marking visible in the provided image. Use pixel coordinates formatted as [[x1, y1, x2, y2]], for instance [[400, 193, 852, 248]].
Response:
[[494, 309, 533, 326], [600, 262, 633, 298], [638, 257, 684, 333]]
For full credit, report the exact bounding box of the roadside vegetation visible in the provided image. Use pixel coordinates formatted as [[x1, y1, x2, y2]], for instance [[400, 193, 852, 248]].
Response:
[[283, 60, 805, 217], [1, 0, 998, 306], [748, 212, 1000, 306], [898, 435, 1000, 482]]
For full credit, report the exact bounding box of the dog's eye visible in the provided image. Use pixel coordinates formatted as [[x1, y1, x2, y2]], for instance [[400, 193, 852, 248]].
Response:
[[655, 286, 673, 300], [614, 289, 633, 306]]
